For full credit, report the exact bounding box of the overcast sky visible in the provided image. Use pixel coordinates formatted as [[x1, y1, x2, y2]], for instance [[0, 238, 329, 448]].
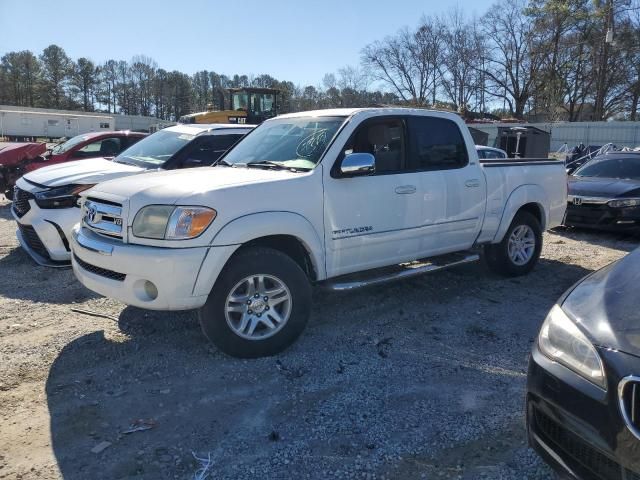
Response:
[[0, 0, 496, 86]]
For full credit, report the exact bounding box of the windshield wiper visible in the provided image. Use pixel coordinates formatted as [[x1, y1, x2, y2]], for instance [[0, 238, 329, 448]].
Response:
[[216, 159, 232, 167], [244, 160, 308, 172]]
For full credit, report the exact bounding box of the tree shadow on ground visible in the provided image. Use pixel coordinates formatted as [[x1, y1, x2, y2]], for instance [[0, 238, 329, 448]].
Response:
[[45, 256, 589, 479], [0, 201, 13, 221], [550, 226, 639, 252], [0, 245, 96, 303]]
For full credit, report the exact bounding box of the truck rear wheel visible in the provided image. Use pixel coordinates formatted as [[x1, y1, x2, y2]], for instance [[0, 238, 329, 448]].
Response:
[[484, 211, 542, 277], [199, 247, 312, 358]]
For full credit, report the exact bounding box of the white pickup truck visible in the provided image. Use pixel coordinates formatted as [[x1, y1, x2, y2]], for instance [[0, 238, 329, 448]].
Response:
[[71, 108, 567, 358]]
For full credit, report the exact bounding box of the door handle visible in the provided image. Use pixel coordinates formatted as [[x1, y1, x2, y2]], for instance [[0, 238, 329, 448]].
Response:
[[465, 179, 480, 188], [395, 185, 416, 194]]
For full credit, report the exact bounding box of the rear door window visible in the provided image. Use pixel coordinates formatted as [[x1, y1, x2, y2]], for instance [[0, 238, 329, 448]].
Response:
[[407, 117, 468, 170], [182, 133, 246, 167]]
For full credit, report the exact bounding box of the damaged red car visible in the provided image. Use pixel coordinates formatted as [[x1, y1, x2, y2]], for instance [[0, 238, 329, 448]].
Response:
[[0, 131, 146, 199]]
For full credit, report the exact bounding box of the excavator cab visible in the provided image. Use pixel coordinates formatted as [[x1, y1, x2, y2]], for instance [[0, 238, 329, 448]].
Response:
[[229, 88, 279, 124], [178, 87, 279, 125]]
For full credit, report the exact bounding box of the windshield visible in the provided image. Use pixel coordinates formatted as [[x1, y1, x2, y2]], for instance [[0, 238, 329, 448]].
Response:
[[222, 116, 346, 170], [232, 92, 248, 111], [250, 93, 275, 114], [51, 134, 93, 154], [115, 130, 195, 168], [574, 157, 640, 181]]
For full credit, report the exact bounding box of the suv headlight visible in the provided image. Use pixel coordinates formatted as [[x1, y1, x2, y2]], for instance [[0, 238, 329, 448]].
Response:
[[608, 198, 640, 208], [538, 305, 607, 389], [34, 184, 96, 209], [132, 205, 217, 240]]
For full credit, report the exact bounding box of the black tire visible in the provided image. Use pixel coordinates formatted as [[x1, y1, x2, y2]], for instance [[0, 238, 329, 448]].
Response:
[[4, 188, 13, 201], [199, 246, 312, 358], [484, 211, 542, 277]]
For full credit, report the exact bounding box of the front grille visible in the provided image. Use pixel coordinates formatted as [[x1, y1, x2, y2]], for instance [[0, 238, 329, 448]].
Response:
[[619, 378, 640, 439], [82, 198, 124, 239], [12, 187, 33, 218], [73, 254, 126, 282], [18, 224, 50, 259], [534, 408, 622, 480], [565, 203, 608, 223]]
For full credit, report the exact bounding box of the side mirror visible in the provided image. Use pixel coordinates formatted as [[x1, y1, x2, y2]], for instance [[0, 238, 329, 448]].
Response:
[[340, 153, 375, 176]]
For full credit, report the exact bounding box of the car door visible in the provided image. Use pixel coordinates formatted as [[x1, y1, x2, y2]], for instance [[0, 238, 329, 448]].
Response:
[[324, 117, 428, 277], [406, 116, 485, 255]]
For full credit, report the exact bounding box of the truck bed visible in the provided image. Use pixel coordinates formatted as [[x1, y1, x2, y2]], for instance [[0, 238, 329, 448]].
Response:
[[476, 157, 567, 244]]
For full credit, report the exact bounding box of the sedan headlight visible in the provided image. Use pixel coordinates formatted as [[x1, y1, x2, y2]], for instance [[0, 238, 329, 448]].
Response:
[[132, 205, 217, 240], [608, 198, 640, 208], [34, 184, 96, 209], [538, 305, 607, 389]]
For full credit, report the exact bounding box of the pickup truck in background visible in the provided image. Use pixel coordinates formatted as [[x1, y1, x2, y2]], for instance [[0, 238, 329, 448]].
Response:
[[70, 108, 567, 358]]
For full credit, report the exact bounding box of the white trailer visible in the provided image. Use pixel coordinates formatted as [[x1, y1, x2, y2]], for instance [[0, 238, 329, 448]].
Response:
[[0, 106, 115, 140]]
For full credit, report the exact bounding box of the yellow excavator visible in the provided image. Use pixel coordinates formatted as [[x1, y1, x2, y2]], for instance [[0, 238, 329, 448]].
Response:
[[178, 87, 279, 125]]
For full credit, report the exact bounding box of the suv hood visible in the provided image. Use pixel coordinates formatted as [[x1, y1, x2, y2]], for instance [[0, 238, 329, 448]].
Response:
[[88, 165, 303, 207], [568, 176, 640, 198], [562, 247, 640, 356], [24, 158, 144, 188]]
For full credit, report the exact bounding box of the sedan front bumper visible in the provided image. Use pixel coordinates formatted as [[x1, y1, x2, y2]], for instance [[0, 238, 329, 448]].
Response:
[[527, 344, 640, 479], [11, 196, 79, 266], [564, 202, 640, 232]]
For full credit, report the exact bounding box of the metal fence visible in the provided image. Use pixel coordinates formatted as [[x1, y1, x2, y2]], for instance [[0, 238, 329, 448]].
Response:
[[471, 121, 640, 152]]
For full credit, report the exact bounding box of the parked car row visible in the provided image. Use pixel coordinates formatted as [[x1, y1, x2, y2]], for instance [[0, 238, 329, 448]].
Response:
[[12, 124, 252, 265], [5, 107, 640, 479]]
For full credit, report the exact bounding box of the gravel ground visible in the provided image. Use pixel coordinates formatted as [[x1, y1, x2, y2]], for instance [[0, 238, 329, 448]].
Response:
[[0, 194, 637, 480]]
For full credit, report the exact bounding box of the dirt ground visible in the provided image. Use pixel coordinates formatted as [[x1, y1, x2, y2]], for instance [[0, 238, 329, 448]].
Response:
[[0, 195, 637, 480]]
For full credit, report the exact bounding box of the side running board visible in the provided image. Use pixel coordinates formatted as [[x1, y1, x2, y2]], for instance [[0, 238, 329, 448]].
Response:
[[324, 252, 480, 291]]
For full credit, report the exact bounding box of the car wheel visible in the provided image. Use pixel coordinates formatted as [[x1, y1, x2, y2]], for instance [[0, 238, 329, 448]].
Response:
[[199, 247, 312, 358], [484, 211, 542, 277], [4, 188, 13, 201]]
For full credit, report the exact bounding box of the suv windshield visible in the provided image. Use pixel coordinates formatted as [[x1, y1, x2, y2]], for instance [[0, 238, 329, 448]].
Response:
[[115, 130, 195, 168], [574, 156, 640, 181], [223, 116, 345, 170], [51, 134, 93, 154]]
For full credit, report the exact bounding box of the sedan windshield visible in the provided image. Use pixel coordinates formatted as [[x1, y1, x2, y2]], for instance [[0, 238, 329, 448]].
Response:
[[574, 157, 640, 181], [115, 130, 194, 168], [222, 116, 346, 170], [51, 134, 93, 154]]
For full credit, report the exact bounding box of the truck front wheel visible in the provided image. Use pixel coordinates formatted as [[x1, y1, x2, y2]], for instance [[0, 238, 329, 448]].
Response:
[[199, 247, 312, 358], [484, 211, 542, 276]]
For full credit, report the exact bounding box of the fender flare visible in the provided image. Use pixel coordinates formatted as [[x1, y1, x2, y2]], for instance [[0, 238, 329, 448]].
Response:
[[492, 184, 547, 243], [210, 211, 326, 279]]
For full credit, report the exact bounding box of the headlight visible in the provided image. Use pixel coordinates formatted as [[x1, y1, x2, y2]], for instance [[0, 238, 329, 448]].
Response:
[[538, 305, 607, 389], [34, 184, 96, 209], [608, 198, 640, 208], [132, 205, 216, 240]]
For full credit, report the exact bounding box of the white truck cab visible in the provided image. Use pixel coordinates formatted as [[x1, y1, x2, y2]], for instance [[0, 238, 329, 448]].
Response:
[[71, 108, 567, 357]]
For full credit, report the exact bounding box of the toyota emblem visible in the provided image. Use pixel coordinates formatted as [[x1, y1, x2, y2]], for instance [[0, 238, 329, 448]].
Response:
[[86, 204, 98, 223]]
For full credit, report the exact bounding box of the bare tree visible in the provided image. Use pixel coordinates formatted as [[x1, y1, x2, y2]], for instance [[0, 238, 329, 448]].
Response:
[[439, 9, 484, 112], [481, 0, 544, 118]]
